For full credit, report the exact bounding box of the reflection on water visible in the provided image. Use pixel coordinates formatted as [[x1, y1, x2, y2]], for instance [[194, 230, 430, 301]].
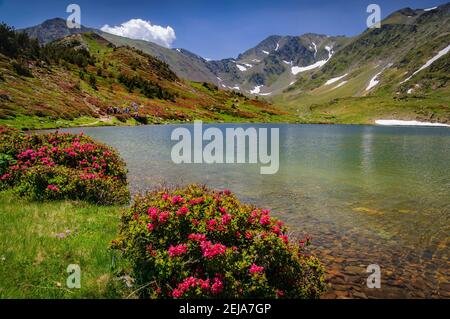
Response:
[[61, 124, 450, 298]]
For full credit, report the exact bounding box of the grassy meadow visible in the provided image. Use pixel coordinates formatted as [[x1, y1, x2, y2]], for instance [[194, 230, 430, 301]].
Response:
[[0, 191, 127, 299]]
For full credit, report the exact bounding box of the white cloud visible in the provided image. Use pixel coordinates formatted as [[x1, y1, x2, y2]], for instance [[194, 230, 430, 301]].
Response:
[[101, 18, 176, 48]]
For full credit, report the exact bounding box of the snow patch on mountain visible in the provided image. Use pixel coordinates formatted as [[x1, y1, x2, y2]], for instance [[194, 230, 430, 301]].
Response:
[[401, 44, 450, 83], [250, 85, 264, 94], [366, 71, 383, 91], [249, 85, 271, 95], [325, 46, 334, 59], [291, 61, 325, 75], [376, 120, 450, 127], [262, 50, 269, 55], [236, 64, 247, 72], [312, 42, 318, 57], [275, 43, 280, 51], [325, 73, 348, 86], [291, 45, 334, 75], [424, 6, 437, 11]]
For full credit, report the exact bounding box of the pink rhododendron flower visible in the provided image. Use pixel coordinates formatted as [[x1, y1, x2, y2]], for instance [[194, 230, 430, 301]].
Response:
[[272, 226, 281, 235], [80, 173, 97, 180], [249, 264, 265, 275], [171, 195, 184, 205], [219, 207, 227, 214], [47, 185, 60, 192], [221, 213, 232, 225], [172, 288, 183, 298], [0, 173, 11, 181], [200, 241, 227, 259], [158, 211, 170, 223], [18, 149, 34, 160], [211, 277, 224, 294], [188, 233, 206, 242], [176, 206, 189, 216], [207, 219, 217, 231], [147, 223, 154, 232], [189, 197, 204, 205], [260, 215, 271, 226], [162, 194, 170, 201], [198, 279, 210, 290], [172, 276, 212, 298], [168, 244, 188, 258], [251, 210, 260, 218], [279, 235, 289, 244], [147, 207, 159, 221]]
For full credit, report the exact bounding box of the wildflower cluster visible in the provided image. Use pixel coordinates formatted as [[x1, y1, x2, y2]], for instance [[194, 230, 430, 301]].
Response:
[[0, 126, 129, 205], [112, 184, 326, 299]]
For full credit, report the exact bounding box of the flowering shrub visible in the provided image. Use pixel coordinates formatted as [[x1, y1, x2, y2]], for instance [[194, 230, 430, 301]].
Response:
[[0, 126, 129, 205], [112, 185, 326, 299]]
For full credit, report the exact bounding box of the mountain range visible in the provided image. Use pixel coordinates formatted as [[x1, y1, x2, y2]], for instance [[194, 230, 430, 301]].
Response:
[[1, 2, 449, 126]]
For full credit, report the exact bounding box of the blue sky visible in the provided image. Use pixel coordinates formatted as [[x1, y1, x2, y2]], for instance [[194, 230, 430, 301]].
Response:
[[0, 0, 447, 59]]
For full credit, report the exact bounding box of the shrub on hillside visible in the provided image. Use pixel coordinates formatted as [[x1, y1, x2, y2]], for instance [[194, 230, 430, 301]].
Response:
[[12, 60, 33, 77], [134, 115, 148, 125], [89, 74, 98, 90], [112, 184, 326, 299], [0, 127, 129, 205]]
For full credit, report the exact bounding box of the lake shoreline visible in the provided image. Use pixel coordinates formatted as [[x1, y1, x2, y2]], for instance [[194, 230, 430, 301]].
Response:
[[26, 120, 450, 134]]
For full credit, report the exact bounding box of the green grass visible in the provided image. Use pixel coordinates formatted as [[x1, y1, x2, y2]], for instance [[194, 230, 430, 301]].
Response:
[[0, 191, 127, 299], [0, 115, 142, 130], [290, 90, 450, 125]]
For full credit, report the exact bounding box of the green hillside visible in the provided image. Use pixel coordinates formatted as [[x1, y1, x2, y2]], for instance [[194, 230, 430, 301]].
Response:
[[273, 3, 450, 124], [0, 25, 291, 130]]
